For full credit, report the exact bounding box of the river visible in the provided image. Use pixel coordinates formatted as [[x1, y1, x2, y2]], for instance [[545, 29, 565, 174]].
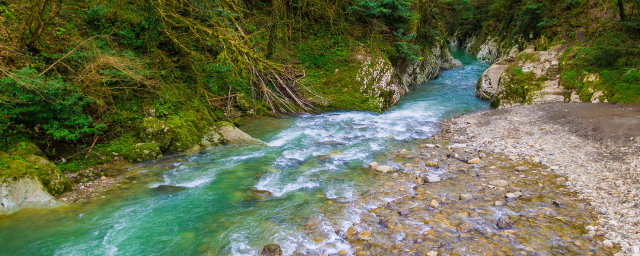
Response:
[[0, 52, 490, 255]]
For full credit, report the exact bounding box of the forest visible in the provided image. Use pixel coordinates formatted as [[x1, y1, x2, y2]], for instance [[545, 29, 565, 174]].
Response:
[[1, 0, 639, 172]]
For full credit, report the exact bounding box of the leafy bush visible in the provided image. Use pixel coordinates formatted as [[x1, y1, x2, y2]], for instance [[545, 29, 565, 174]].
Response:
[[85, 5, 108, 32], [0, 68, 105, 142], [350, 0, 416, 33], [587, 38, 624, 68]]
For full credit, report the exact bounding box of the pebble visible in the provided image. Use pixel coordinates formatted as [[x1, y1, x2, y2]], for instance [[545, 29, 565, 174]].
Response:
[[467, 158, 481, 164], [425, 161, 438, 167], [427, 251, 438, 256], [459, 194, 472, 200], [430, 200, 439, 208], [359, 230, 372, 239], [515, 166, 527, 171], [425, 144, 436, 148], [495, 201, 504, 206], [448, 143, 467, 149], [586, 225, 595, 231], [490, 180, 509, 187], [369, 162, 379, 170], [376, 165, 394, 173], [505, 192, 523, 199], [426, 175, 441, 183], [603, 240, 614, 248]]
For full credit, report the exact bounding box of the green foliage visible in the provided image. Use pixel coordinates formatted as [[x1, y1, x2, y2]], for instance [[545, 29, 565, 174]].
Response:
[[586, 37, 624, 68], [85, 5, 108, 32], [350, 0, 415, 33], [0, 68, 105, 142]]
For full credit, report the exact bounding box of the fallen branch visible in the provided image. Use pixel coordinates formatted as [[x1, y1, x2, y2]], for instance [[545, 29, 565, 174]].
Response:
[[39, 34, 109, 76]]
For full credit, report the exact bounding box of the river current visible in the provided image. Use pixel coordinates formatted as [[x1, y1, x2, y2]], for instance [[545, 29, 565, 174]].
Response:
[[0, 52, 490, 255]]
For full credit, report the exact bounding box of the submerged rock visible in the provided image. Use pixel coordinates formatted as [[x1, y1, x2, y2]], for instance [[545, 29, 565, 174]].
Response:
[[497, 214, 518, 230], [248, 189, 273, 201], [261, 244, 282, 256], [151, 185, 187, 194]]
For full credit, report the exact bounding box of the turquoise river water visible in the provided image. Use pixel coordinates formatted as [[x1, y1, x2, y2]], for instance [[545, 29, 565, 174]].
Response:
[[0, 52, 489, 255]]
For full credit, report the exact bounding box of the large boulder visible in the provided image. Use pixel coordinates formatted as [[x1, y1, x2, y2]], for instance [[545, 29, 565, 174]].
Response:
[[22, 155, 72, 195], [215, 122, 262, 144], [0, 153, 71, 196], [201, 127, 226, 148], [0, 178, 63, 215], [476, 63, 509, 100], [0, 152, 70, 214], [121, 143, 163, 163], [355, 51, 405, 111], [139, 117, 172, 151]]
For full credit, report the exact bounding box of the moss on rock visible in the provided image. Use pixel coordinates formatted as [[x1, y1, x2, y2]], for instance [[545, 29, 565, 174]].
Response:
[[139, 117, 172, 151], [121, 143, 163, 163], [5, 142, 45, 158], [0, 154, 71, 196]]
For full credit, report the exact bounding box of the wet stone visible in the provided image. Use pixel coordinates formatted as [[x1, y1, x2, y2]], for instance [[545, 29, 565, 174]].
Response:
[[261, 244, 282, 256], [151, 185, 187, 194]]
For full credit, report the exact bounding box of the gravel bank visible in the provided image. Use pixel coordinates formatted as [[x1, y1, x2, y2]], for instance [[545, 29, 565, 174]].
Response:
[[446, 103, 640, 255]]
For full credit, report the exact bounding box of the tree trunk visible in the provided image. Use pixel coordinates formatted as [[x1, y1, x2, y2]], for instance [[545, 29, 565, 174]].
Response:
[[618, 0, 627, 22]]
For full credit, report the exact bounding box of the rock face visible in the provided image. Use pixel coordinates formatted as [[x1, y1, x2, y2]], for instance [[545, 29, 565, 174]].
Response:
[[456, 36, 505, 64], [261, 244, 283, 256], [0, 178, 63, 215], [476, 61, 510, 100], [352, 45, 463, 111], [476, 38, 501, 63], [122, 143, 163, 163], [475, 44, 580, 107]]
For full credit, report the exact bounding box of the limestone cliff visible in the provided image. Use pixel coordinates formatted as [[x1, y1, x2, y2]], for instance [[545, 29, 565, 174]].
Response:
[[475, 45, 585, 108], [352, 45, 463, 111]]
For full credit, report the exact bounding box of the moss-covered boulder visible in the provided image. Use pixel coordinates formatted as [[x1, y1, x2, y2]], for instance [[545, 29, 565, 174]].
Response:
[[5, 141, 45, 158], [0, 154, 71, 196], [22, 155, 72, 195], [201, 128, 226, 148], [165, 115, 202, 152], [139, 117, 172, 151], [121, 143, 163, 163]]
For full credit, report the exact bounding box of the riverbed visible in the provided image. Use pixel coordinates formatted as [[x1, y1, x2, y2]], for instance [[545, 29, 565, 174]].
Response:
[[0, 52, 610, 256]]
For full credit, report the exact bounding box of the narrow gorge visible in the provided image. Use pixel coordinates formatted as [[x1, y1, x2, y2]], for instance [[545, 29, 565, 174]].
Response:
[[1, 0, 639, 255]]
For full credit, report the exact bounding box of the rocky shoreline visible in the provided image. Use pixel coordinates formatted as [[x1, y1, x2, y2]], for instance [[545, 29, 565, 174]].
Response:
[[331, 102, 639, 255], [446, 103, 640, 255]]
